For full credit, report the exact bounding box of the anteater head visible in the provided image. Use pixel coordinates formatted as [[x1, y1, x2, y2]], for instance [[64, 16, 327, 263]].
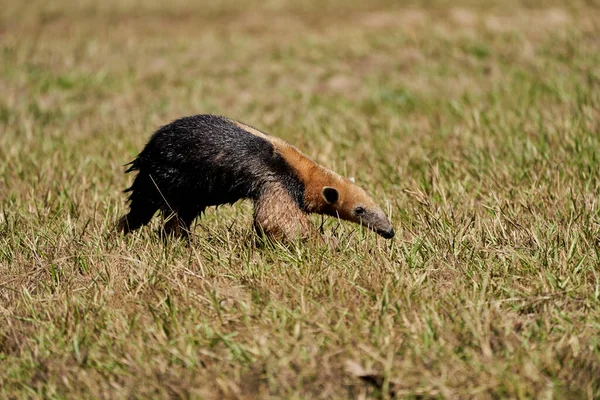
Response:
[[319, 179, 394, 239]]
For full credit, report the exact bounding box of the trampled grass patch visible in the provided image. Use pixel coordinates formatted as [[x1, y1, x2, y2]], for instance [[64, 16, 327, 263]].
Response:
[[1, 0, 599, 398]]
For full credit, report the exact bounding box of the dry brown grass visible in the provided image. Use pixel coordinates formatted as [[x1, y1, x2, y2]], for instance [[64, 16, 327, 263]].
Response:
[[1, 0, 599, 398]]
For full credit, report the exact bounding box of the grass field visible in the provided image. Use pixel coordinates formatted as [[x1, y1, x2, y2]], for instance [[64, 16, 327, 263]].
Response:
[[1, 0, 599, 398]]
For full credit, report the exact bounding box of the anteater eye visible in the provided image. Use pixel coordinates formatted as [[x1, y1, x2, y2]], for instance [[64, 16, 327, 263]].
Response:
[[355, 207, 365, 216]]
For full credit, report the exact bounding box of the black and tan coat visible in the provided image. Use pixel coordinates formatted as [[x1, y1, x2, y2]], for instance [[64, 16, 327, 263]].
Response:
[[118, 115, 394, 242]]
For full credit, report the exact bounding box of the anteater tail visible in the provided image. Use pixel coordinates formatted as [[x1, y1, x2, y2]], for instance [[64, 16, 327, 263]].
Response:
[[119, 155, 159, 234], [123, 157, 142, 194], [124, 157, 141, 174]]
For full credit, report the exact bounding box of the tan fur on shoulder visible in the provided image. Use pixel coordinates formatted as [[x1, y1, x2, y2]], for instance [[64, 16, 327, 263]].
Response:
[[232, 120, 342, 212]]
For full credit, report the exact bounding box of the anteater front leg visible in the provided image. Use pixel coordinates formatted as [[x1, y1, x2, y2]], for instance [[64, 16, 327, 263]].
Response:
[[253, 183, 316, 242]]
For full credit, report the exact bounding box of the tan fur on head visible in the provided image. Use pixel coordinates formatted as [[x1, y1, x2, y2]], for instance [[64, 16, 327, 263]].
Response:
[[317, 178, 394, 238], [318, 177, 381, 218]]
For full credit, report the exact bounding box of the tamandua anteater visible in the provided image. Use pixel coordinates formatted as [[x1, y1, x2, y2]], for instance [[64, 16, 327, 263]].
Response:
[[118, 115, 394, 242]]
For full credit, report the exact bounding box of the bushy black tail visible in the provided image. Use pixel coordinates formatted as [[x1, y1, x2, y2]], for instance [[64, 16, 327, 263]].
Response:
[[124, 156, 142, 174], [119, 156, 159, 234], [123, 156, 143, 194]]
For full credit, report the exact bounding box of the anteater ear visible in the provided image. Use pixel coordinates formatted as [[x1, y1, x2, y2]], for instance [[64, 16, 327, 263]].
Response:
[[322, 187, 339, 204]]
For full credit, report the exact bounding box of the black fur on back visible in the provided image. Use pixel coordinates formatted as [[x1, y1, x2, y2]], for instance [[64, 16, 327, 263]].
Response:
[[122, 115, 306, 231]]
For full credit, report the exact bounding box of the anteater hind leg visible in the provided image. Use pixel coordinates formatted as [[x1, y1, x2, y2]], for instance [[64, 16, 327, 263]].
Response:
[[161, 207, 202, 238], [253, 183, 316, 242], [118, 196, 160, 234]]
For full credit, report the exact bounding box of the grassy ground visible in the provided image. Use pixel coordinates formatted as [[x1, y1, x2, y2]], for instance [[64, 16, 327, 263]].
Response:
[[1, 0, 599, 398]]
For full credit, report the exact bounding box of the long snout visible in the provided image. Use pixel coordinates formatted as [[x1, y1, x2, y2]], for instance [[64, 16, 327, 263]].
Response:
[[376, 226, 395, 239], [362, 210, 394, 239]]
